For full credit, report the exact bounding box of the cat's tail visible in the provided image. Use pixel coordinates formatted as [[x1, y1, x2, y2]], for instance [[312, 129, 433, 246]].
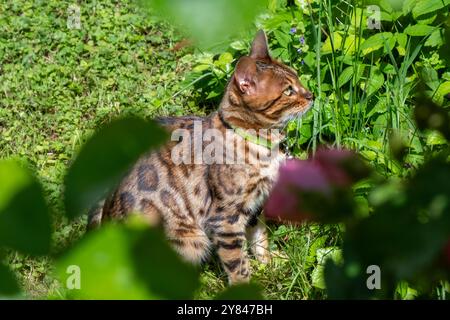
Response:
[[86, 199, 105, 231]]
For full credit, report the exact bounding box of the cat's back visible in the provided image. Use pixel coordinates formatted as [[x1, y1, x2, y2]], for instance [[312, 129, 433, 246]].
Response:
[[96, 114, 214, 226]]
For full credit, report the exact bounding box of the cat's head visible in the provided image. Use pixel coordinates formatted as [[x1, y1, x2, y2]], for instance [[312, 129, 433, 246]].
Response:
[[225, 30, 313, 129]]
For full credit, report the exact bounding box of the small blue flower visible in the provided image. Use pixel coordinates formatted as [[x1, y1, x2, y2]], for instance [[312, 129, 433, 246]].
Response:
[[299, 35, 305, 45], [290, 27, 297, 34], [297, 48, 302, 54], [301, 60, 305, 65]]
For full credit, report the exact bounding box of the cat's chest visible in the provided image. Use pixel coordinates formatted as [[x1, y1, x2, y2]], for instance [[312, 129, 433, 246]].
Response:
[[258, 153, 286, 182], [241, 152, 286, 212]]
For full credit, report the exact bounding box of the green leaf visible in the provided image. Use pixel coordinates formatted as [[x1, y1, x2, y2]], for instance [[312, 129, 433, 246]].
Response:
[[424, 29, 444, 47], [230, 40, 247, 51], [56, 219, 200, 299], [396, 281, 419, 300], [299, 121, 313, 144], [403, 0, 418, 15], [214, 52, 234, 69], [379, 0, 393, 13], [395, 33, 408, 48], [0, 160, 52, 255], [306, 235, 328, 267], [215, 283, 264, 300], [360, 32, 393, 56], [420, 67, 440, 91], [380, 62, 396, 75], [426, 131, 447, 146], [311, 265, 326, 289], [404, 24, 437, 37], [434, 81, 450, 104], [192, 64, 210, 73], [64, 117, 168, 220], [338, 66, 354, 88], [321, 32, 343, 55], [0, 263, 20, 296], [317, 247, 343, 265], [312, 247, 343, 290], [440, 27, 450, 64], [274, 30, 290, 48], [395, 33, 408, 56], [271, 47, 286, 59], [412, 0, 450, 19], [361, 67, 384, 96], [416, 14, 437, 25]]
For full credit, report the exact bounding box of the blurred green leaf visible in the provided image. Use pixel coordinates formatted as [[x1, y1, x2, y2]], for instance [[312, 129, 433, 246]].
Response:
[[396, 281, 418, 300], [132, 225, 200, 299], [140, 0, 265, 47], [56, 223, 151, 299], [324, 259, 374, 299], [434, 81, 450, 104], [56, 219, 199, 299], [64, 117, 168, 220], [426, 131, 447, 146], [0, 263, 20, 296], [414, 96, 450, 140], [405, 24, 437, 36], [0, 160, 52, 255], [412, 0, 450, 19]]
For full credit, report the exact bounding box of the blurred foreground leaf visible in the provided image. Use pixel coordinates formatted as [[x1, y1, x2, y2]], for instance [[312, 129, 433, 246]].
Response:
[[325, 156, 450, 299], [132, 224, 201, 299], [64, 117, 168, 220], [140, 0, 265, 47], [324, 259, 374, 299], [0, 263, 20, 297], [414, 96, 450, 140], [0, 160, 52, 255], [56, 218, 200, 299]]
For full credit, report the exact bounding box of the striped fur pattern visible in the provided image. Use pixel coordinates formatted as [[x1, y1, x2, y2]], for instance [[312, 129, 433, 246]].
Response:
[[88, 31, 313, 284]]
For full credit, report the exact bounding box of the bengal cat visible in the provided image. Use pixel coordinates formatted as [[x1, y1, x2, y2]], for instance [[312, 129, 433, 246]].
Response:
[[88, 30, 314, 284]]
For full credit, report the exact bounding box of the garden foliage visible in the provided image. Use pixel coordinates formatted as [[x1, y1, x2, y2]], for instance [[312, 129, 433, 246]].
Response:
[[0, 0, 449, 299]]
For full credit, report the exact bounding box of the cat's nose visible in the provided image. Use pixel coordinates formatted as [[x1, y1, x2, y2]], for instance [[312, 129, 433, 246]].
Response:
[[303, 90, 313, 100]]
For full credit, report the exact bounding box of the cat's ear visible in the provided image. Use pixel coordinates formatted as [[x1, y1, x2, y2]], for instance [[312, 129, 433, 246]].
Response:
[[234, 56, 257, 95], [250, 30, 270, 60]]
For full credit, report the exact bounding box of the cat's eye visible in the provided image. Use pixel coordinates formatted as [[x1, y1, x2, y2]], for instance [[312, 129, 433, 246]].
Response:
[[283, 86, 295, 96]]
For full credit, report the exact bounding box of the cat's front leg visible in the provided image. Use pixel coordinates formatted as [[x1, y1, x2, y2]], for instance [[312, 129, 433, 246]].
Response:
[[247, 216, 271, 264], [211, 216, 250, 284]]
